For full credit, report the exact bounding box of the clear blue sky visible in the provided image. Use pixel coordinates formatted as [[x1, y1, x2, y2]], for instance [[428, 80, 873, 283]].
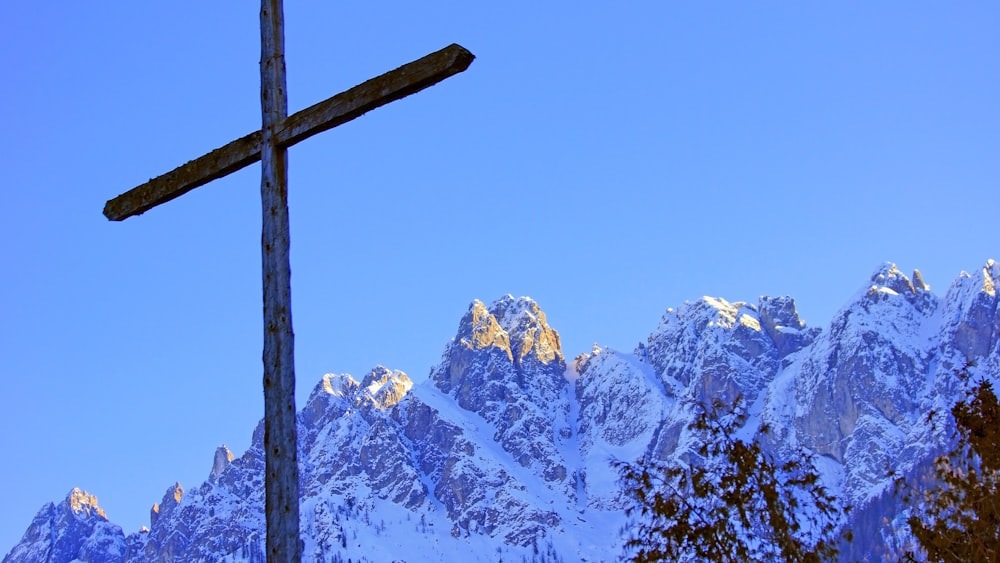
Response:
[[2, 1, 997, 552]]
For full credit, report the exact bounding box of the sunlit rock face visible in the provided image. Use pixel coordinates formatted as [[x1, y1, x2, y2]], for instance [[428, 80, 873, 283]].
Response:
[[360, 366, 414, 409], [209, 445, 234, 482], [6, 262, 1000, 562], [431, 296, 571, 483], [432, 296, 564, 406]]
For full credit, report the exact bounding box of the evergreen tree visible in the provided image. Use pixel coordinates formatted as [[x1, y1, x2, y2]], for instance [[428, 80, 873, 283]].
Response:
[[901, 365, 1000, 562], [617, 397, 848, 562]]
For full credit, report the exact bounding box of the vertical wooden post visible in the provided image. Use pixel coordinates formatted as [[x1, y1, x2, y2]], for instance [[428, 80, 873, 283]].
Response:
[[104, 9, 472, 561], [259, 0, 301, 561]]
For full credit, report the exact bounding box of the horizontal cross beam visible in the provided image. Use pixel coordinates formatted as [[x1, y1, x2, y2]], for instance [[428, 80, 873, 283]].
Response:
[[104, 43, 474, 221]]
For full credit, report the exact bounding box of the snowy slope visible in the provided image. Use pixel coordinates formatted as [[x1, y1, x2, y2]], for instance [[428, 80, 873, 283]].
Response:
[[5, 261, 998, 562]]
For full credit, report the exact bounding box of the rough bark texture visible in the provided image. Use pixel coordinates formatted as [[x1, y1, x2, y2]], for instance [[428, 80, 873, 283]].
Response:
[[259, 1, 301, 561], [102, 44, 474, 222]]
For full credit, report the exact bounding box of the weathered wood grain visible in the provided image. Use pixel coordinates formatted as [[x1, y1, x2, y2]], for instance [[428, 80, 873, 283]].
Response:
[[103, 43, 474, 221], [277, 43, 474, 147], [259, 1, 301, 561], [103, 130, 262, 221]]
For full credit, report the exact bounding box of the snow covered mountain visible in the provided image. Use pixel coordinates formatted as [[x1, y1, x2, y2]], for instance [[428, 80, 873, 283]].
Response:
[[5, 260, 998, 562]]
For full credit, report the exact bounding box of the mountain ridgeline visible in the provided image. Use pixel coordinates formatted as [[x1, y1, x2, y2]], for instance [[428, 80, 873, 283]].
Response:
[[5, 260, 999, 562]]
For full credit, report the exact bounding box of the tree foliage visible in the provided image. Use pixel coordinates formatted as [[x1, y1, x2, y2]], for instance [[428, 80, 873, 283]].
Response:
[[901, 366, 1000, 562], [617, 397, 848, 562]]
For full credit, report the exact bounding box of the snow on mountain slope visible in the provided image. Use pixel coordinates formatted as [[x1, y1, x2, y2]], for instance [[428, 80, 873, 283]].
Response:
[[2, 490, 126, 563], [574, 346, 669, 509], [5, 261, 998, 562]]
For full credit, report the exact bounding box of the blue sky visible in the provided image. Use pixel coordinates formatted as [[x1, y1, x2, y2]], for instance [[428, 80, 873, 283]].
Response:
[[2, 1, 997, 552]]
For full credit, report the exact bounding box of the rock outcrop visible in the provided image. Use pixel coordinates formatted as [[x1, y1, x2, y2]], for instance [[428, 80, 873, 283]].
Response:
[[2, 489, 124, 563]]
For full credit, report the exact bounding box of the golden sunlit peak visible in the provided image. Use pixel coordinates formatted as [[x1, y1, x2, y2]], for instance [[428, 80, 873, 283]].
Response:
[[67, 488, 107, 520], [170, 483, 183, 504], [981, 259, 998, 296]]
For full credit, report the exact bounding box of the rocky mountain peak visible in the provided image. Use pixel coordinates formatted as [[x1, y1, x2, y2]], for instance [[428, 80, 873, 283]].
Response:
[[359, 366, 413, 409], [857, 262, 937, 316], [434, 297, 566, 399], [3, 489, 122, 563], [793, 262, 946, 470], [450, 296, 564, 370], [869, 262, 919, 294], [974, 258, 998, 296], [430, 296, 571, 484], [941, 259, 1000, 362], [644, 296, 781, 405], [678, 296, 752, 330], [758, 296, 819, 358], [320, 372, 356, 398], [488, 295, 564, 366], [306, 368, 414, 419], [461, 299, 513, 360], [209, 445, 234, 482], [759, 295, 805, 331], [67, 488, 107, 520], [149, 484, 182, 528]]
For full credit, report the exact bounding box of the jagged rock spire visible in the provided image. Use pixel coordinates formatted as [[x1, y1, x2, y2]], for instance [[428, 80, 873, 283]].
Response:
[[150, 483, 182, 528], [210, 445, 234, 482]]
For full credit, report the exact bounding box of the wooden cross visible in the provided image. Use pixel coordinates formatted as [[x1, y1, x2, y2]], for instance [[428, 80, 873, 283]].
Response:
[[103, 2, 473, 561]]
